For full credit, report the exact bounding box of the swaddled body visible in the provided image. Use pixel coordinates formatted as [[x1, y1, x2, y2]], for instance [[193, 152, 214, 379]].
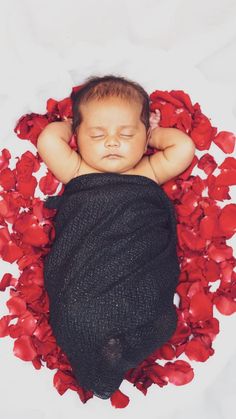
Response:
[[43, 172, 180, 399]]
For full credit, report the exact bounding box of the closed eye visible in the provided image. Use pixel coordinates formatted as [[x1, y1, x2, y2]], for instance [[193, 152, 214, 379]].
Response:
[[91, 135, 133, 138]]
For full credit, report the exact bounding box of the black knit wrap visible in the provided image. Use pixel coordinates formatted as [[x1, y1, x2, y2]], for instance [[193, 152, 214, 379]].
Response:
[[43, 173, 180, 399]]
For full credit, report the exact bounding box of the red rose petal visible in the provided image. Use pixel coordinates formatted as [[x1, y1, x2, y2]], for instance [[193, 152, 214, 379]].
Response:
[[164, 360, 194, 385], [198, 153, 218, 176], [0, 168, 16, 190], [0, 273, 13, 291], [19, 283, 43, 303], [6, 296, 27, 316], [0, 148, 11, 171], [33, 318, 53, 341], [22, 224, 49, 246], [189, 292, 213, 322], [193, 317, 220, 339], [0, 315, 16, 337], [8, 311, 38, 338], [1, 240, 24, 263], [13, 335, 37, 361], [157, 343, 176, 360], [53, 370, 76, 395], [17, 176, 37, 198], [218, 204, 236, 235], [179, 227, 207, 251], [39, 172, 61, 195], [110, 389, 130, 408], [14, 115, 48, 147], [144, 363, 169, 387], [213, 131, 235, 154], [185, 338, 214, 362], [0, 86, 235, 407], [199, 214, 218, 239], [208, 243, 233, 262], [214, 295, 236, 315], [190, 113, 216, 151]]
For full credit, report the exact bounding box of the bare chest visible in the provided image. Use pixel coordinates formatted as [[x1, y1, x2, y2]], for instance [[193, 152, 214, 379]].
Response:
[[73, 155, 157, 183]]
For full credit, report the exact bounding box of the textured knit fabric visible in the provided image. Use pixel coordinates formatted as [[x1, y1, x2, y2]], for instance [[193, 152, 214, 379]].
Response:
[[43, 172, 180, 399]]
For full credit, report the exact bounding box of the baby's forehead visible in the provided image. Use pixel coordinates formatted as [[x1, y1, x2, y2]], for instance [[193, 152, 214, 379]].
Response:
[[80, 98, 142, 128]]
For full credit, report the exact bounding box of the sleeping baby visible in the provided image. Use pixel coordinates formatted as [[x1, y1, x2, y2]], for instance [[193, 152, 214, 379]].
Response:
[[37, 74, 195, 399]]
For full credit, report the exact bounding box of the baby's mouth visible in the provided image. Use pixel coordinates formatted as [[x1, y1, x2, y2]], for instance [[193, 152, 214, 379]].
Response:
[[104, 154, 122, 158]]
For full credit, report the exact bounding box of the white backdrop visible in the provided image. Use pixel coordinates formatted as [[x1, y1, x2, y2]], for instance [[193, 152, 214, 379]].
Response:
[[0, 0, 235, 417]]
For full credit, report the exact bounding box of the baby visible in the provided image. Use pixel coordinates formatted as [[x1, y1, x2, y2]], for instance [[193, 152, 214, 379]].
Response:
[[39, 75, 196, 399], [37, 74, 195, 187]]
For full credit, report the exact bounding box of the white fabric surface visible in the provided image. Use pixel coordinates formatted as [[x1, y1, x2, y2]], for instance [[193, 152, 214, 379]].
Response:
[[0, 0, 235, 417]]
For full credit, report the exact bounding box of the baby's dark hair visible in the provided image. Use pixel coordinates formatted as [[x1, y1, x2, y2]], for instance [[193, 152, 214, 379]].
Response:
[[70, 74, 150, 136]]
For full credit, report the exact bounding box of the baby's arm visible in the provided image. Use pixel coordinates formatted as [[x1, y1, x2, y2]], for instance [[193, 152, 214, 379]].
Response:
[[37, 119, 81, 185], [148, 127, 196, 185]]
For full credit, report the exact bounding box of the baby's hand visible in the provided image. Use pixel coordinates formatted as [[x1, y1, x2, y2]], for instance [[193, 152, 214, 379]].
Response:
[[149, 110, 160, 130], [62, 117, 73, 128]]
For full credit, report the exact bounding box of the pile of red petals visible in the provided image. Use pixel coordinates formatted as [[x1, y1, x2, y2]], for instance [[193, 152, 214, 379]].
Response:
[[0, 87, 235, 409]]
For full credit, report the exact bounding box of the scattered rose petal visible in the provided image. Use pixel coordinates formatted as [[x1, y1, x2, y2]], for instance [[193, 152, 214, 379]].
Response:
[[6, 296, 27, 316], [213, 295, 236, 315], [189, 292, 213, 322], [213, 131, 235, 154], [0, 273, 13, 291], [218, 204, 236, 235], [208, 243, 233, 263], [13, 335, 37, 361], [0, 86, 235, 408], [0, 315, 16, 337], [184, 338, 214, 362], [1, 240, 24, 263], [110, 389, 130, 408], [53, 370, 78, 395], [164, 360, 194, 385]]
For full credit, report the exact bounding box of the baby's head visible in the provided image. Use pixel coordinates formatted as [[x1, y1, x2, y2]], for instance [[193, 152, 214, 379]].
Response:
[[70, 74, 151, 174]]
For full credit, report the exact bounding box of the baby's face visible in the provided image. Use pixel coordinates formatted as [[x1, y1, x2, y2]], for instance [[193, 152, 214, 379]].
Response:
[[76, 97, 151, 173]]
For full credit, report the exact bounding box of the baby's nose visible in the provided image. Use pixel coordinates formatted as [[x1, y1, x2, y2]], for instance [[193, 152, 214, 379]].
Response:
[[107, 140, 119, 146]]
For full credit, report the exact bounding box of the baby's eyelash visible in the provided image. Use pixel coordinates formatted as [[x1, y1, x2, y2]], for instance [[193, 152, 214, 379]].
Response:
[[91, 135, 133, 138]]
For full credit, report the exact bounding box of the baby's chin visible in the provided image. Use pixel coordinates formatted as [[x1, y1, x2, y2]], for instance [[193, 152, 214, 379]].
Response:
[[99, 159, 134, 173]]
